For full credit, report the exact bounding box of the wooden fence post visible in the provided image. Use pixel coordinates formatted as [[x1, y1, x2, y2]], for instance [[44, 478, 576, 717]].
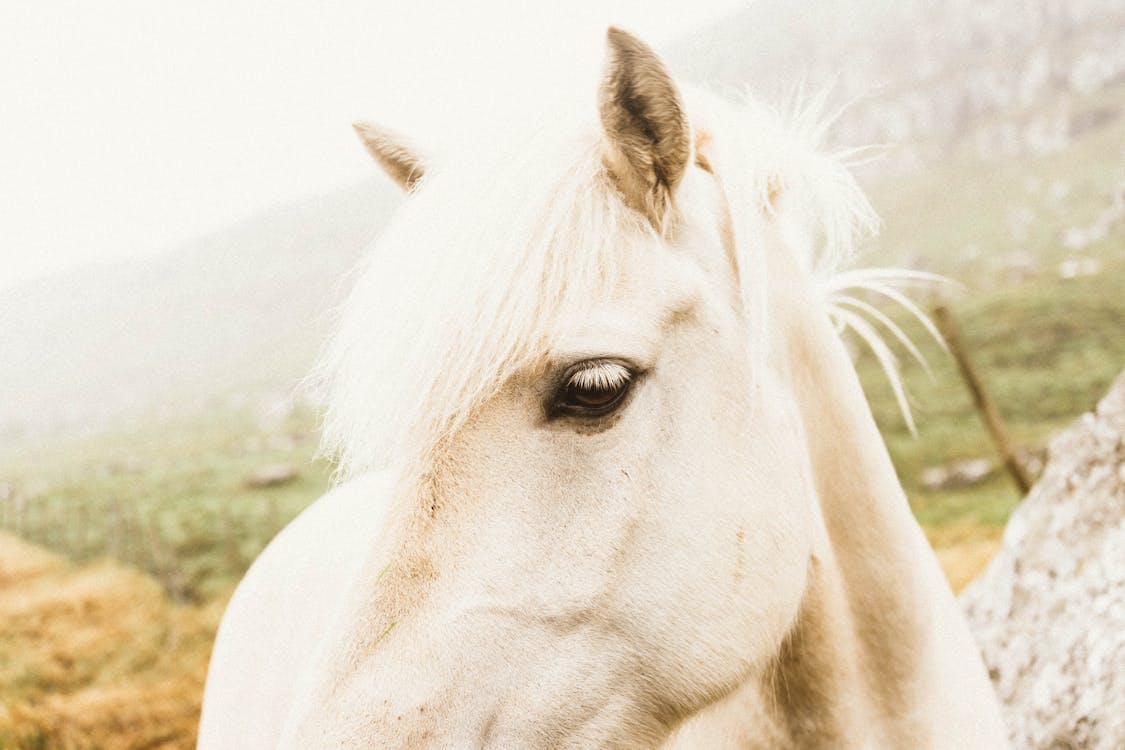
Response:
[[933, 303, 1033, 495]]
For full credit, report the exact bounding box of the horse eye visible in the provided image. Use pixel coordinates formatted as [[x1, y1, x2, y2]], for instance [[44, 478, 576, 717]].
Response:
[[550, 360, 636, 418]]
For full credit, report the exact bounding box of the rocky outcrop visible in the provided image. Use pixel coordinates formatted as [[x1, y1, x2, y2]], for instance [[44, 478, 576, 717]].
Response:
[[961, 372, 1125, 750]]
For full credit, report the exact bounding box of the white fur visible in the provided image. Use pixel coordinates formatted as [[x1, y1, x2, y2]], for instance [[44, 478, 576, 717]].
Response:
[[201, 48, 1007, 749], [311, 123, 639, 486]]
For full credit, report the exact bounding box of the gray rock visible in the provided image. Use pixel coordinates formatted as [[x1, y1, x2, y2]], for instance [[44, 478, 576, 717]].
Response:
[[961, 372, 1125, 749], [244, 463, 299, 489], [920, 457, 995, 491]]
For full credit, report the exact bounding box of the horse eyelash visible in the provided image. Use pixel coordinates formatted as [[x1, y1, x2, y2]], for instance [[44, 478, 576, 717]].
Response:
[[567, 361, 633, 391]]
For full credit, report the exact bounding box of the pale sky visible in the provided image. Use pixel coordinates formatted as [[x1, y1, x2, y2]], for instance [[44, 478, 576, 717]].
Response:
[[0, 1, 751, 291]]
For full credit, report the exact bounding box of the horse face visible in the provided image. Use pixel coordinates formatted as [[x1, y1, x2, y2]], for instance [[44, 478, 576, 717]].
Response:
[[290, 29, 817, 749], [385, 227, 814, 747]]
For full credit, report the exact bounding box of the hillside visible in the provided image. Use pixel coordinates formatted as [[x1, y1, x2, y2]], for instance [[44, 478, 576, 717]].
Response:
[[3, 4, 1125, 748], [0, 180, 398, 451], [4, 0, 1124, 453]]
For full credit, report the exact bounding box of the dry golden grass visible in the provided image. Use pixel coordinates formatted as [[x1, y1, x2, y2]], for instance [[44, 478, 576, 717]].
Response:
[[0, 527, 1000, 749], [0, 532, 225, 750], [927, 522, 1004, 593]]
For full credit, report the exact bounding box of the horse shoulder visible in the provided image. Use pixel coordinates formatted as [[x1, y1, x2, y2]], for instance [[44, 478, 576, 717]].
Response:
[[197, 471, 394, 749], [909, 527, 1010, 747]]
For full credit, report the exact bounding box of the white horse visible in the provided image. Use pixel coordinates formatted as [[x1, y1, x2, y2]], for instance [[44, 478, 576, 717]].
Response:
[[199, 28, 1007, 748]]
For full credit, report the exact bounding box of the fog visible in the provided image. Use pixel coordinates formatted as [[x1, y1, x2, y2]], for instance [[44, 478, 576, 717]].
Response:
[[0, 0, 748, 292]]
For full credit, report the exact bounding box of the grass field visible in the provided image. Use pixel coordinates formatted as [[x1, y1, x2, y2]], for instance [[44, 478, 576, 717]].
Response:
[[862, 94, 1125, 546], [1, 408, 331, 604], [1, 91, 1122, 748], [0, 410, 328, 748]]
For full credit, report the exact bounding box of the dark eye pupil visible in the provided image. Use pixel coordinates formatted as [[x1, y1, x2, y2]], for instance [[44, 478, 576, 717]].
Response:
[[550, 360, 636, 418], [566, 380, 623, 408]]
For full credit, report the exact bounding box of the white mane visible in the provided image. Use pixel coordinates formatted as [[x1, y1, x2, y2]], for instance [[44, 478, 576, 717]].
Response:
[[313, 88, 931, 483], [313, 118, 648, 484]]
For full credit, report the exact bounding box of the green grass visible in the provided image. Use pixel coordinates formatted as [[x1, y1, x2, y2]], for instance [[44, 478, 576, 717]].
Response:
[[0, 408, 331, 602], [863, 254, 1125, 526], [855, 88, 1125, 533]]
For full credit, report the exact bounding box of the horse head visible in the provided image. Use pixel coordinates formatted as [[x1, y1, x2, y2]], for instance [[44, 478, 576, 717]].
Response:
[[201, 27, 1008, 750]]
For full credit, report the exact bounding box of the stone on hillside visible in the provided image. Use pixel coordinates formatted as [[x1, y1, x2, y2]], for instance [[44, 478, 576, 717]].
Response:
[[920, 457, 995, 491], [960, 372, 1125, 750], [98, 456, 147, 477], [244, 463, 299, 489], [1057, 255, 1102, 279]]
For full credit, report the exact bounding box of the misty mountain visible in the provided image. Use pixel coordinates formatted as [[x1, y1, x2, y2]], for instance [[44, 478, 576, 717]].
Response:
[[669, 0, 1125, 174], [1, 181, 398, 449]]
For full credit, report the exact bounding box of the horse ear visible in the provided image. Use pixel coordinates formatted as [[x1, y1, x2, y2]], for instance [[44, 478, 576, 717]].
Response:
[[598, 27, 690, 231], [352, 121, 426, 192]]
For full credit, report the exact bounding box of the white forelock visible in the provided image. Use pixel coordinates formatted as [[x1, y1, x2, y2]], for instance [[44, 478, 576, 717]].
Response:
[[312, 87, 890, 484]]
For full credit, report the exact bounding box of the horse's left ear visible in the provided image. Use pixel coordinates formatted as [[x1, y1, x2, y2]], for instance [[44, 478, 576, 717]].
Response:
[[352, 121, 426, 192], [598, 27, 690, 232]]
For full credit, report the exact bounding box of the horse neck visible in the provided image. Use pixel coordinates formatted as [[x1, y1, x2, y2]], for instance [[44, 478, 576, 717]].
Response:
[[760, 246, 951, 746]]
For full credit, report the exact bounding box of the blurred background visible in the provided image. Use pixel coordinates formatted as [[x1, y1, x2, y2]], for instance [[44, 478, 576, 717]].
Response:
[[2, 1, 1124, 747]]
